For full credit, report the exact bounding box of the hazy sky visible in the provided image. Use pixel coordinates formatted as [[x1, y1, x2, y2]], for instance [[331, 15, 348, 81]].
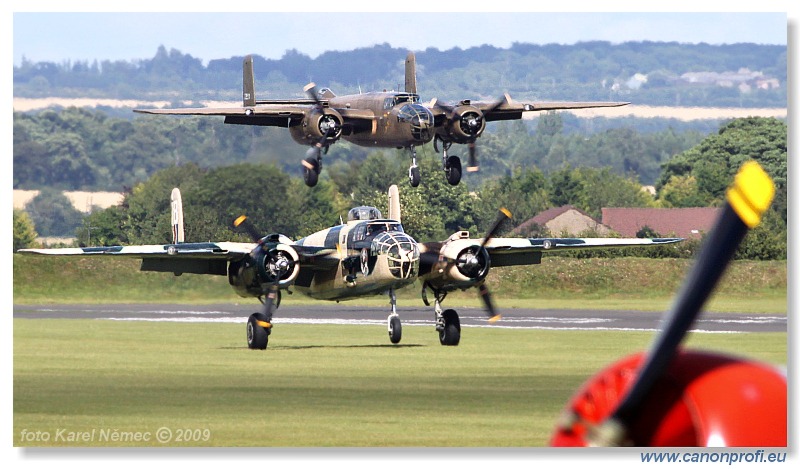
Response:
[[11, 8, 790, 66]]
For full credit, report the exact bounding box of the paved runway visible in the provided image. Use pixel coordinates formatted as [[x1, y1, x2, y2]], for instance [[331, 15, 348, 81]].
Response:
[[13, 303, 786, 333]]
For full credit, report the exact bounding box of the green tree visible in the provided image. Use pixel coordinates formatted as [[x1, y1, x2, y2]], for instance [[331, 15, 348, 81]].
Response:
[[25, 188, 85, 237], [13, 209, 38, 251], [657, 174, 706, 207]]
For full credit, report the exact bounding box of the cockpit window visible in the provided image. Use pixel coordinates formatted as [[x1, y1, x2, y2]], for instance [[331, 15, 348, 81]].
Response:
[[365, 222, 403, 236]]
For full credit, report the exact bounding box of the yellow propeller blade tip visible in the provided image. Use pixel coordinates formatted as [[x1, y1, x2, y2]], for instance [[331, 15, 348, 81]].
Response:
[[233, 215, 247, 227], [726, 160, 775, 228], [488, 315, 502, 323], [500, 207, 512, 219]]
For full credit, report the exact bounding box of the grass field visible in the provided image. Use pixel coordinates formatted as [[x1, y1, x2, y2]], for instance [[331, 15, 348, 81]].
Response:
[[13, 319, 787, 447], [12, 254, 787, 447]]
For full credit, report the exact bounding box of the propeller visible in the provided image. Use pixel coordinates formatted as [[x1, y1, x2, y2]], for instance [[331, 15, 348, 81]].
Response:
[[466, 95, 510, 172], [232, 215, 289, 322], [432, 95, 510, 172], [423, 208, 512, 321], [303, 82, 338, 163], [475, 207, 512, 321], [588, 161, 775, 446]]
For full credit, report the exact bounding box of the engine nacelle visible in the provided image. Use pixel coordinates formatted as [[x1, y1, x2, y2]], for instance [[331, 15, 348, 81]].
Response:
[[289, 108, 343, 146], [228, 242, 300, 298], [435, 103, 486, 144], [422, 233, 491, 292]]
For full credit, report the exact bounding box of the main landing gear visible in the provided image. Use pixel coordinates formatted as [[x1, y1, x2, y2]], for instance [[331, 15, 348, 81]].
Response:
[[406, 143, 463, 188], [302, 148, 323, 188], [440, 141, 462, 186], [247, 289, 281, 350], [431, 289, 460, 346]]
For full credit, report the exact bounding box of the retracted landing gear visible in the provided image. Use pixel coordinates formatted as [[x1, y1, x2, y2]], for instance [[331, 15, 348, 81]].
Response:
[[387, 288, 402, 344]]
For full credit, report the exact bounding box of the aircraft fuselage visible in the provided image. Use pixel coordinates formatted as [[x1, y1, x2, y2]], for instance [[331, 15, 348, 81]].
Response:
[[288, 91, 435, 149], [291, 210, 420, 301]]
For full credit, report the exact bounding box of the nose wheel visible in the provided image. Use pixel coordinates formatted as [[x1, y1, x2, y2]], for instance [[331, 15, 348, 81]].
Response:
[[386, 288, 403, 344], [407, 145, 421, 187], [388, 315, 402, 344]]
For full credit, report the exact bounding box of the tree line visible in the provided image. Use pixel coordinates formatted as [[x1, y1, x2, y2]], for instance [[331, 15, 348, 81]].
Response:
[[14, 107, 710, 193], [14, 42, 786, 107], [14, 117, 787, 260]]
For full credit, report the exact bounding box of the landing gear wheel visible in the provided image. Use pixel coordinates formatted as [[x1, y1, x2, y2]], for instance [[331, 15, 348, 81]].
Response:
[[439, 309, 461, 346], [247, 312, 270, 350], [409, 166, 421, 187], [388, 315, 402, 344], [303, 157, 320, 187], [445, 155, 462, 186]]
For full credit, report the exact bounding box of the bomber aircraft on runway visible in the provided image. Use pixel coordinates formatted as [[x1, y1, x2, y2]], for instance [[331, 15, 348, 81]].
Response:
[[134, 52, 628, 188], [19, 186, 680, 349]]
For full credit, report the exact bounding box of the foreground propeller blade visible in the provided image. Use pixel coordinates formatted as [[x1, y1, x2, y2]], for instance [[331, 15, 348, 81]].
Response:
[[233, 215, 262, 243], [479, 283, 501, 322], [594, 161, 775, 446]]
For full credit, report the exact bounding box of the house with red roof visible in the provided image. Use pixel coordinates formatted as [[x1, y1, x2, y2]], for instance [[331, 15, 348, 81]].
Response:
[[512, 205, 610, 237], [601, 207, 720, 239]]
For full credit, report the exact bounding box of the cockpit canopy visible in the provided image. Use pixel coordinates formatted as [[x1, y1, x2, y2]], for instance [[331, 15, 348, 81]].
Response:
[[348, 206, 382, 222]]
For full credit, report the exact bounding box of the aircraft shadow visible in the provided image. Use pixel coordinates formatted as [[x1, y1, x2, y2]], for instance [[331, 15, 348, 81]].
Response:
[[220, 344, 426, 351]]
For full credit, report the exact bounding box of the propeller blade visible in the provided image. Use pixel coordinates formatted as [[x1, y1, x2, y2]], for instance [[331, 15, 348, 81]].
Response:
[[479, 283, 501, 322], [481, 207, 512, 248], [467, 142, 479, 172], [595, 161, 775, 446], [233, 215, 262, 243], [303, 82, 322, 106], [484, 94, 511, 117]]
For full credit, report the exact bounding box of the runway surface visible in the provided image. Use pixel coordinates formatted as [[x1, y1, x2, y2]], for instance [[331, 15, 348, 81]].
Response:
[[13, 303, 786, 333]]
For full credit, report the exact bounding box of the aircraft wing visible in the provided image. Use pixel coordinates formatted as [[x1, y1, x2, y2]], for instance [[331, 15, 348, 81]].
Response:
[[420, 237, 682, 269], [17, 242, 255, 259], [134, 105, 375, 129], [18, 242, 340, 275], [134, 105, 310, 127], [479, 100, 630, 121], [484, 237, 682, 267]]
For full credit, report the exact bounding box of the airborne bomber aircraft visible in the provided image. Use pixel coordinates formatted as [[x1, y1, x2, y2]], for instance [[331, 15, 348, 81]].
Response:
[[134, 52, 629, 188], [19, 186, 681, 349]]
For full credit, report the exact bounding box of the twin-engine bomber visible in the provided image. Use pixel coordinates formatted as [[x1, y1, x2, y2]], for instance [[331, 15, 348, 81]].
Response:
[[19, 186, 681, 349], [134, 52, 628, 188]]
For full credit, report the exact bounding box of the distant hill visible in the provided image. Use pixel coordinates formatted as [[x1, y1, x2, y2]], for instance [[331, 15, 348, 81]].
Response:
[[13, 42, 787, 108]]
